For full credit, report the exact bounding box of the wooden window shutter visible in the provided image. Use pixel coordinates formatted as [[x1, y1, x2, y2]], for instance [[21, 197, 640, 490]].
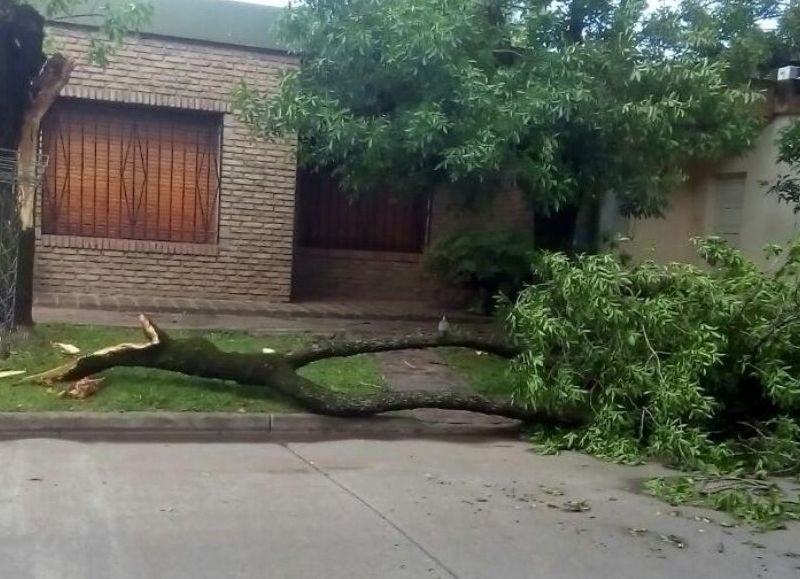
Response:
[[41, 99, 222, 244], [712, 173, 746, 248]]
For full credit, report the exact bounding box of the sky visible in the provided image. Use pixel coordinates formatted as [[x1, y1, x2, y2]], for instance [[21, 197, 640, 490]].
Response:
[[229, 0, 292, 5], [230, 0, 679, 8]]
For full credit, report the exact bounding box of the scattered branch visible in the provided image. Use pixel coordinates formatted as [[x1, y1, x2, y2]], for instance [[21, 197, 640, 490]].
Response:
[[49, 12, 104, 21]]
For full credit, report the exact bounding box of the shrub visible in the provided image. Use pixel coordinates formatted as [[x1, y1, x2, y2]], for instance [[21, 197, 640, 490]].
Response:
[[422, 230, 534, 313], [505, 237, 800, 473]]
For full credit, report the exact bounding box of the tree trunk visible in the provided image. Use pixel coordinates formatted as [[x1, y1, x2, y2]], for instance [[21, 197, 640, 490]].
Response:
[[13, 54, 75, 327], [572, 193, 599, 253], [32, 315, 586, 426], [0, 1, 45, 150], [533, 206, 578, 253]]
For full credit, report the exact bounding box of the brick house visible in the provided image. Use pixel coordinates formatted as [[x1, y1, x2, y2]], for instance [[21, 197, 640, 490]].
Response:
[[36, 0, 531, 306]]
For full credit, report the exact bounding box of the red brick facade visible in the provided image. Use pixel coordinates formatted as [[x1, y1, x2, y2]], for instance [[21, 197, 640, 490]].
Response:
[[292, 248, 433, 301], [35, 26, 533, 305], [292, 187, 533, 302], [34, 25, 298, 301]]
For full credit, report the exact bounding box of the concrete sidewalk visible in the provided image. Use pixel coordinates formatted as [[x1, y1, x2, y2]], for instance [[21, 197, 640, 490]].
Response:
[[0, 438, 797, 579], [33, 304, 458, 336], [34, 292, 487, 323], [33, 300, 494, 337]]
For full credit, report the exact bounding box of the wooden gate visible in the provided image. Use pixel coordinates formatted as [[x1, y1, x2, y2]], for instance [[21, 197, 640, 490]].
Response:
[[296, 168, 429, 253]]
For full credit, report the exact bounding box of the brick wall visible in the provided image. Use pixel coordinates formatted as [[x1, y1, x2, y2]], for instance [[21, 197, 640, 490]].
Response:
[[292, 187, 533, 302], [34, 25, 298, 301], [292, 248, 434, 301], [429, 186, 532, 240]]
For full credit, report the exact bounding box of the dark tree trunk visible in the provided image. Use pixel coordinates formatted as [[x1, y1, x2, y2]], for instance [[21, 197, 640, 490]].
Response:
[[0, 1, 50, 328], [9, 43, 75, 327], [0, 1, 45, 150], [13, 229, 35, 326], [533, 206, 578, 253], [572, 194, 600, 253], [533, 196, 600, 255], [33, 315, 587, 426]]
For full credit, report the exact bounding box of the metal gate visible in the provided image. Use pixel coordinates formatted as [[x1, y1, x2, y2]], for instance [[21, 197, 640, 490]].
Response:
[[0, 149, 20, 357], [0, 147, 48, 356], [296, 167, 429, 253]]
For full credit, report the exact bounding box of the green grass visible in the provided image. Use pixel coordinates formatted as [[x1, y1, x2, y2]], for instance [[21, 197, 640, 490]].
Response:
[[0, 325, 384, 412], [438, 347, 513, 397]]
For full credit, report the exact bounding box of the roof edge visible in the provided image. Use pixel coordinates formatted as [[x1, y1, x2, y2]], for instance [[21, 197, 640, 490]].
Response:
[[39, 0, 288, 53]]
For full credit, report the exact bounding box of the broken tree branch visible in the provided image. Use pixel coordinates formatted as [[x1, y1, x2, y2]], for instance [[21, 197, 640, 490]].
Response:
[[15, 52, 76, 326], [286, 333, 521, 367], [32, 315, 585, 426], [30, 315, 163, 383], [19, 53, 76, 223]]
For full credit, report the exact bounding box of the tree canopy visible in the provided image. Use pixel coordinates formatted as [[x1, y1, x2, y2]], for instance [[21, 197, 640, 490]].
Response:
[[234, 0, 795, 220]]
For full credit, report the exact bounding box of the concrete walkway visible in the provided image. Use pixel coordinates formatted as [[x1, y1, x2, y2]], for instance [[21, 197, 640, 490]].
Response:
[[0, 438, 797, 579], [376, 350, 470, 394], [33, 304, 451, 337], [33, 297, 492, 337], [376, 349, 518, 428], [34, 292, 486, 323]]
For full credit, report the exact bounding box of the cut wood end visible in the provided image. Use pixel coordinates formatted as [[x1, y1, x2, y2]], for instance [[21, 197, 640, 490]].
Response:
[[139, 314, 161, 344], [62, 377, 105, 400]]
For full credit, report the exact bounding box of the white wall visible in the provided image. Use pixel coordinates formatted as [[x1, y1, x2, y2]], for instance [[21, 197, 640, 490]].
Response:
[[617, 115, 800, 268], [708, 117, 800, 266]]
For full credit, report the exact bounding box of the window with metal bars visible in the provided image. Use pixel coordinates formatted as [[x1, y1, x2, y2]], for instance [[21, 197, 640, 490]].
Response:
[[40, 99, 222, 244], [296, 168, 429, 253]]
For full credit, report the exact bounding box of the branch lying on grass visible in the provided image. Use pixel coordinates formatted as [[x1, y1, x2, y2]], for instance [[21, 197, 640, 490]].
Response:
[[285, 334, 522, 366], [29, 315, 586, 426]]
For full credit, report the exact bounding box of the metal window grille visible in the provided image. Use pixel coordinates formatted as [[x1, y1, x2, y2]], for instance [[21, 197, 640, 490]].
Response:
[[41, 100, 222, 244]]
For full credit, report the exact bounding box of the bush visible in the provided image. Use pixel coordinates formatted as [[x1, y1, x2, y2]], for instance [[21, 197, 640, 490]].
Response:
[[423, 230, 534, 313], [505, 237, 800, 474]]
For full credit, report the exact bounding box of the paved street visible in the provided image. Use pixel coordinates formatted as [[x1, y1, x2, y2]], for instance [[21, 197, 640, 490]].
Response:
[[0, 437, 798, 579]]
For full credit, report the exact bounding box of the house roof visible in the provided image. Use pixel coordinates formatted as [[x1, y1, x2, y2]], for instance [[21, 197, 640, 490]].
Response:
[[45, 0, 286, 52]]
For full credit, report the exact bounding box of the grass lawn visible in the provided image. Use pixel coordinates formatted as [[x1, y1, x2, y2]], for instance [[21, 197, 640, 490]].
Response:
[[0, 325, 385, 412], [438, 348, 513, 397]]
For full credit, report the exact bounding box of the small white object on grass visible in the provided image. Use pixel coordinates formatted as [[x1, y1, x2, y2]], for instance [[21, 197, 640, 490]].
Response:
[[437, 315, 450, 336], [0, 370, 26, 379], [262, 347, 276, 354], [53, 342, 81, 355]]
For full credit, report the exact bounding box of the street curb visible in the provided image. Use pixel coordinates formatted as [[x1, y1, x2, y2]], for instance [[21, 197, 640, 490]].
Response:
[[0, 412, 520, 439]]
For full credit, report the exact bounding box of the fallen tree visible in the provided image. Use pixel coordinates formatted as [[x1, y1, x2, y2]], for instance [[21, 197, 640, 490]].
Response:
[[31, 314, 585, 426]]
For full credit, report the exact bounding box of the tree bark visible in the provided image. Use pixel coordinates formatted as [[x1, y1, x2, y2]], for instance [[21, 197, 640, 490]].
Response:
[[33, 315, 586, 426], [13, 54, 75, 327], [0, 1, 45, 150], [572, 192, 600, 253]]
